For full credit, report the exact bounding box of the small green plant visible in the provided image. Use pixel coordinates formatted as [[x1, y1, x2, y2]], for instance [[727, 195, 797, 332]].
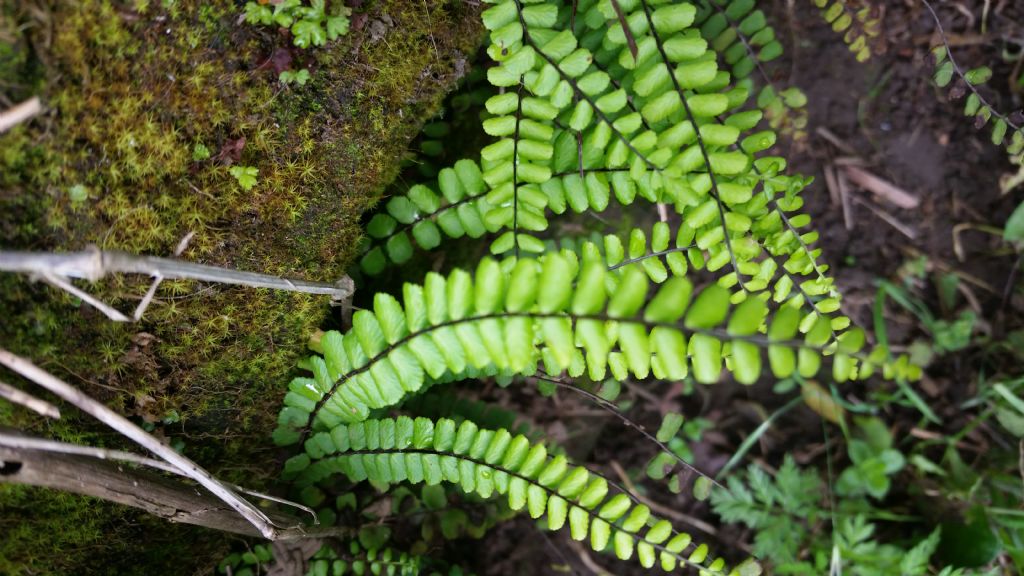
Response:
[[711, 453, 945, 575], [279, 68, 311, 86], [835, 417, 905, 500], [192, 142, 211, 162], [243, 0, 352, 49], [229, 165, 259, 191], [710, 455, 824, 566], [67, 184, 89, 203]]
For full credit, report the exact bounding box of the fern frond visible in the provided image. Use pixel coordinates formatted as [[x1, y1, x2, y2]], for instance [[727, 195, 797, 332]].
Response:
[[810, 0, 881, 63], [361, 0, 808, 271], [357, 0, 839, 345], [306, 541, 421, 576], [693, 0, 782, 82], [692, 0, 808, 139], [274, 249, 918, 444], [374, 0, 831, 338], [218, 540, 421, 576], [925, 0, 1024, 155], [401, 390, 543, 442], [361, 160, 497, 274], [287, 416, 762, 575]]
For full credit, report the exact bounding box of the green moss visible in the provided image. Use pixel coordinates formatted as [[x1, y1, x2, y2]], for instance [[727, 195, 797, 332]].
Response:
[[0, 0, 483, 573], [0, 483, 233, 576]]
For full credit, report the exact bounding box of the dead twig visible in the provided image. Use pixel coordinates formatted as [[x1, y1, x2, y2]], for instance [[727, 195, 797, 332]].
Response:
[[0, 431, 317, 522], [566, 538, 612, 576], [0, 97, 43, 133], [38, 270, 131, 321], [0, 246, 352, 298], [0, 445, 288, 538], [0, 348, 278, 539], [841, 164, 920, 210], [852, 196, 917, 239], [0, 380, 61, 419], [0, 246, 355, 322], [815, 126, 858, 156], [835, 167, 855, 231]]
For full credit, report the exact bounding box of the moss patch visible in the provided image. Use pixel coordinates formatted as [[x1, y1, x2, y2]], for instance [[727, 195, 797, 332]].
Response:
[[0, 0, 483, 573]]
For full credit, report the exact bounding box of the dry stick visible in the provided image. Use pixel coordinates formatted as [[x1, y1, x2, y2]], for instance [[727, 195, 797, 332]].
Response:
[[0, 247, 354, 299], [0, 432, 318, 522], [0, 347, 277, 539], [0, 97, 43, 133], [0, 445, 292, 538], [0, 432, 182, 475], [564, 538, 611, 576], [0, 380, 61, 419], [835, 166, 856, 232], [131, 231, 194, 322], [840, 164, 920, 210], [40, 270, 131, 321], [0, 247, 354, 322], [851, 196, 917, 239]]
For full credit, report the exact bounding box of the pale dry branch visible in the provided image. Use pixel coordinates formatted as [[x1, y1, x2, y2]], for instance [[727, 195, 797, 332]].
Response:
[[0, 431, 318, 523], [0, 97, 43, 133], [0, 246, 354, 298], [841, 164, 920, 210], [39, 270, 131, 321], [0, 380, 61, 419], [852, 196, 917, 239], [0, 443, 352, 540], [0, 246, 355, 322], [0, 348, 279, 538], [0, 431, 181, 474], [0, 444, 288, 537]]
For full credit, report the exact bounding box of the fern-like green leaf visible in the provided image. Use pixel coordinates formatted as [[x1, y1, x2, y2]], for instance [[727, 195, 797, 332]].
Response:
[[274, 249, 918, 445], [928, 31, 1024, 156], [358, 0, 845, 373], [290, 416, 762, 575], [810, 0, 881, 63], [692, 0, 808, 139]]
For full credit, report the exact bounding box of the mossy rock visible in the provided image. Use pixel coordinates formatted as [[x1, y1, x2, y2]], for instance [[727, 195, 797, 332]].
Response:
[[0, 1, 483, 574]]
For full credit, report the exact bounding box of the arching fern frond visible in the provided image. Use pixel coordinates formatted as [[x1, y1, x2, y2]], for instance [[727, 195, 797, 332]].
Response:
[[361, 160, 498, 275], [809, 0, 881, 63], [217, 540, 421, 576], [287, 416, 763, 575], [306, 541, 421, 576], [401, 390, 544, 442], [926, 1, 1024, 156], [274, 250, 918, 444], [353, 2, 841, 367], [359, 0, 822, 280]]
